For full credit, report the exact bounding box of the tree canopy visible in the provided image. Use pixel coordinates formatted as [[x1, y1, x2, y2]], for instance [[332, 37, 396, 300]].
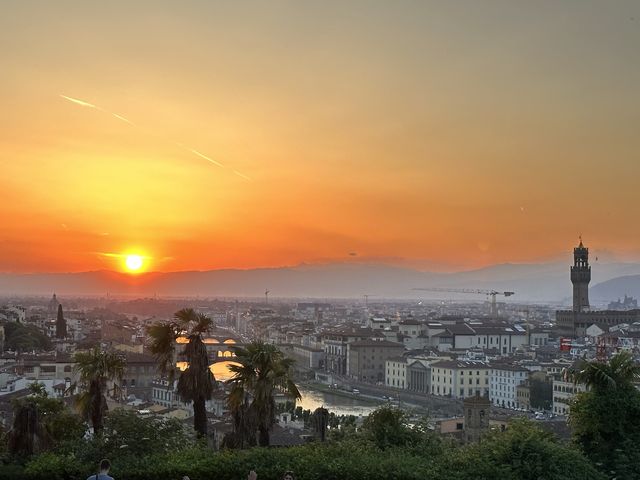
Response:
[[569, 351, 640, 479]]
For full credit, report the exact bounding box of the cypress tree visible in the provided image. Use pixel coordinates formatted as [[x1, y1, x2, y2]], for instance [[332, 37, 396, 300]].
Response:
[[56, 304, 67, 339]]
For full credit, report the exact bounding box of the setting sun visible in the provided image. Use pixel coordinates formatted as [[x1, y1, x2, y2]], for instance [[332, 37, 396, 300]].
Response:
[[125, 254, 143, 272]]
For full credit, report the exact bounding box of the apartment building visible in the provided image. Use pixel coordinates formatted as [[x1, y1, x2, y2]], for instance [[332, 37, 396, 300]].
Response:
[[430, 360, 490, 399], [489, 364, 529, 408]]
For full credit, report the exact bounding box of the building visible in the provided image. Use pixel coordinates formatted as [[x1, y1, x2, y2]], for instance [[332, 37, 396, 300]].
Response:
[[17, 354, 76, 383], [489, 364, 529, 408], [278, 344, 325, 370], [571, 238, 590, 313], [608, 295, 638, 311], [557, 240, 640, 336], [516, 382, 531, 411], [432, 323, 529, 356], [322, 327, 383, 375], [552, 377, 587, 415], [463, 394, 490, 443], [120, 352, 157, 401], [430, 360, 490, 399], [385, 357, 407, 389], [347, 340, 404, 382]]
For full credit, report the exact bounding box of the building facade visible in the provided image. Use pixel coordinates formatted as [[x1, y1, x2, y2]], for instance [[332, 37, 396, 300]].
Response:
[[489, 365, 529, 408], [552, 378, 587, 415], [347, 340, 404, 382], [430, 360, 490, 399]]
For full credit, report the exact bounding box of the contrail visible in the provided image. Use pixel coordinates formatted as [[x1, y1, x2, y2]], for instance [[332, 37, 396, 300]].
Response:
[[189, 148, 224, 168], [111, 113, 136, 126], [60, 94, 252, 181], [233, 170, 252, 181], [60, 94, 134, 126], [60, 94, 99, 109]]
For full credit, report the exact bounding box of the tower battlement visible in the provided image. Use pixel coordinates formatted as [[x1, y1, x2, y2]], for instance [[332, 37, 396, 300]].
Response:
[[570, 239, 590, 312]]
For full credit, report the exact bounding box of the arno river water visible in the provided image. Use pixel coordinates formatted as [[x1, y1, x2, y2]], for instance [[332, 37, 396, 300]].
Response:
[[296, 386, 384, 417]]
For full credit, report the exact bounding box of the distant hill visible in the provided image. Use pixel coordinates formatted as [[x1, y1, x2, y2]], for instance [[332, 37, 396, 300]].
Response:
[[1, 262, 640, 303], [590, 275, 640, 304]]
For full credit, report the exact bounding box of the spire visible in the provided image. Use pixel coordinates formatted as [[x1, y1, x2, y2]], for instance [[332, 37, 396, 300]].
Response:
[[578, 235, 583, 248]]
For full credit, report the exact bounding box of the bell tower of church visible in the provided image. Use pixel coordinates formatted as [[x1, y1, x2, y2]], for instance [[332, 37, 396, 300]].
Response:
[[571, 238, 591, 312]]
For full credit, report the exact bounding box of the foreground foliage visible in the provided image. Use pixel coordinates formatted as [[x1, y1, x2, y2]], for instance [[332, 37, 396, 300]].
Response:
[[0, 405, 604, 480], [569, 351, 640, 479]]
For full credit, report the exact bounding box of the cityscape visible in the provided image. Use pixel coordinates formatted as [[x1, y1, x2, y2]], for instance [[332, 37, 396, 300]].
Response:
[[1, 2, 639, 480]]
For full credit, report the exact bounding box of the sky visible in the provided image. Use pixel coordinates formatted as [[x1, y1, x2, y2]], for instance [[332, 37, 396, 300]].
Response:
[[1, 1, 639, 274]]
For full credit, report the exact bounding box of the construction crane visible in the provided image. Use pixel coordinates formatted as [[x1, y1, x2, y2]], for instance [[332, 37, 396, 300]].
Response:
[[362, 294, 376, 308], [412, 288, 515, 317]]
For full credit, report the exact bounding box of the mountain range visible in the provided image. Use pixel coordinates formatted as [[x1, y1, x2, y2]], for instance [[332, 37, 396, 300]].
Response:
[[1, 261, 640, 304]]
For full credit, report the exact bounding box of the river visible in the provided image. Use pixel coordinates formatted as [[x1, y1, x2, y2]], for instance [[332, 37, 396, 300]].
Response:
[[296, 386, 384, 417]]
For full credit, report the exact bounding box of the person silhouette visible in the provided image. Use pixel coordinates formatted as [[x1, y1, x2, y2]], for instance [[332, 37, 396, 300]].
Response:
[[86, 459, 114, 480]]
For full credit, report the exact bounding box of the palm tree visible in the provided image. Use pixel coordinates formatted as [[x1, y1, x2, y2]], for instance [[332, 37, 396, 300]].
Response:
[[226, 341, 301, 447], [147, 308, 215, 437], [572, 350, 640, 391], [569, 350, 640, 477], [7, 401, 48, 457], [73, 347, 126, 436]]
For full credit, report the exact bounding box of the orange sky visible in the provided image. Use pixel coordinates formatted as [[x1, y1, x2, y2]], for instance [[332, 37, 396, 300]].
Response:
[[1, 1, 640, 274]]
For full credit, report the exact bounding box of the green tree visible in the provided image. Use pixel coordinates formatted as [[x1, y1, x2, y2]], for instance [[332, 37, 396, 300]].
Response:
[[7, 401, 48, 458], [7, 383, 85, 459], [529, 372, 552, 410], [445, 419, 606, 480], [226, 341, 301, 447], [2, 322, 51, 351], [55, 304, 66, 339], [569, 351, 640, 479], [73, 347, 126, 436], [98, 409, 190, 459], [25, 383, 85, 450], [361, 405, 427, 450], [147, 308, 216, 437], [312, 407, 329, 442]]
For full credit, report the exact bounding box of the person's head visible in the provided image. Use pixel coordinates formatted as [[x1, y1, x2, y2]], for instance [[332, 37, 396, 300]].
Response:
[[99, 459, 111, 472], [283, 471, 295, 480]]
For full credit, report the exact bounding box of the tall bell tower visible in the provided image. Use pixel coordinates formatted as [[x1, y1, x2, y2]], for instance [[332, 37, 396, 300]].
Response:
[[571, 238, 590, 312]]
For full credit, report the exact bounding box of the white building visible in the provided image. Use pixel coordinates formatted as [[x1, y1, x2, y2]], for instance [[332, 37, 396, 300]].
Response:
[[432, 324, 530, 356], [489, 364, 529, 408], [385, 357, 407, 389], [430, 360, 490, 399], [552, 378, 587, 415]]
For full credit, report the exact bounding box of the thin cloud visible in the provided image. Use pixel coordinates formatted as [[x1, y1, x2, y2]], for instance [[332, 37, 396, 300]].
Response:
[[111, 113, 136, 126], [59, 94, 252, 182], [96, 252, 151, 260], [189, 148, 225, 168], [60, 94, 98, 109], [233, 170, 252, 181]]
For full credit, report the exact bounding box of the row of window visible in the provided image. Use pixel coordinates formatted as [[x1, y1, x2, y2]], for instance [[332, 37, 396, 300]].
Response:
[[433, 376, 488, 385]]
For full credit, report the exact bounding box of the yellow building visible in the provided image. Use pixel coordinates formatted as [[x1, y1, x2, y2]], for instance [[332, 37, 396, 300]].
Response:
[[430, 360, 490, 399]]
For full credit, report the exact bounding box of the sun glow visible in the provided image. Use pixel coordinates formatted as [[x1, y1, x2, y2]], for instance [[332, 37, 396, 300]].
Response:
[[125, 254, 144, 272]]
